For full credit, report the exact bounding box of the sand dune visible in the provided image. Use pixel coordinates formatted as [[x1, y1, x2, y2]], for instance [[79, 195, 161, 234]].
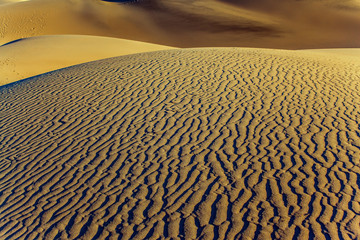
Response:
[[1, 48, 359, 239], [1, 0, 360, 48], [300, 48, 360, 58], [0, 0, 28, 5], [0, 35, 174, 86], [0, 0, 165, 46]]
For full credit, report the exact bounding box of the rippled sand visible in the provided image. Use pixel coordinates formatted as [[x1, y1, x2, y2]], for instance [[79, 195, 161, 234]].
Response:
[[1, 48, 359, 239]]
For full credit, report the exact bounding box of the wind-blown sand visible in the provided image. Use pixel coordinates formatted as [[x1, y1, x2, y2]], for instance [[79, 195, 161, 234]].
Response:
[[0, 35, 174, 86], [1, 0, 360, 48], [1, 48, 359, 239]]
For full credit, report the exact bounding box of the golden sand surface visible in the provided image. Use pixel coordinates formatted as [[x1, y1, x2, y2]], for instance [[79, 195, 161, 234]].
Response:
[[0, 35, 174, 86], [1, 48, 359, 239], [300, 49, 360, 58]]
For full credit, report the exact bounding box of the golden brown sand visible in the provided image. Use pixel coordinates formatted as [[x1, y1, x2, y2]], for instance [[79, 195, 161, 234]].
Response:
[[1, 48, 360, 239], [1, 0, 360, 48], [1, 0, 360, 239], [301, 48, 360, 58], [0, 35, 174, 86], [0, 0, 166, 46]]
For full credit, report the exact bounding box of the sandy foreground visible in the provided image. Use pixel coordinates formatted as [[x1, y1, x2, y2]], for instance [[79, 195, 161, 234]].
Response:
[[0, 35, 174, 85], [1, 48, 360, 239]]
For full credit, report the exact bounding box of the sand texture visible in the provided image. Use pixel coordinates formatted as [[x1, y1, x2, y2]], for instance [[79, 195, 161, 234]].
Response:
[[0, 35, 174, 86], [1, 48, 360, 239]]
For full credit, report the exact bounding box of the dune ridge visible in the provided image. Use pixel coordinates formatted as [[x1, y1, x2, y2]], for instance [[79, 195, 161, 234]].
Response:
[[1, 48, 360, 239], [0, 35, 174, 86]]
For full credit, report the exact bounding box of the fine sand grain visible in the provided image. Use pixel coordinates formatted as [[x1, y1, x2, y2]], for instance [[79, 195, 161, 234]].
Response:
[[0, 35, 174, 86], [1, 48, 360, 239]]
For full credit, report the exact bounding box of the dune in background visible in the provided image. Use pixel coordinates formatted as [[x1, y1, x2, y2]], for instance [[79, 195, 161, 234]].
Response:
[[0, 35, 174, 86], [1, 0, 360, 49], [300, 48, 360, 58], [0, 0, 29, 5], [0, 0, 166, 46], [1, 48, 360, 239], [134, 0, 360, 48]]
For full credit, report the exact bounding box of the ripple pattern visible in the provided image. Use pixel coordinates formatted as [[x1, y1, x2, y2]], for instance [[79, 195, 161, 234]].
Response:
[[0, 48, 360, 239]]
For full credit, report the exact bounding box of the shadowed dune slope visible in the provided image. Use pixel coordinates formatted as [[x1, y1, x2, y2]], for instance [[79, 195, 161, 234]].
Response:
[[1, 48, 360, 239], [0, 0, 165, 46], [1, 0, 360, 48], [0, 35, 174, 86]]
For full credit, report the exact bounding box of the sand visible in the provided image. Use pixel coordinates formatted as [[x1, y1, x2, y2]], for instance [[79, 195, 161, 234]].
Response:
[[1, 0, 360, 239], [1, 0, 360, 49], [1, 48, 360, 239], [0, 0, 166, 46], [0, 0, 29, 5], [0, 35, 174, 86], [300, 49, 360, 58]]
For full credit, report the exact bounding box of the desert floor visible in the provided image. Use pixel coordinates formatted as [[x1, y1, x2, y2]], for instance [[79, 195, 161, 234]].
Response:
[[0, 0, 360, 240]]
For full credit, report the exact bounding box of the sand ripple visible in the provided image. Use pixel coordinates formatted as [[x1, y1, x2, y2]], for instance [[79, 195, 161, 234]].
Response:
[[0, 48, 360, 239]]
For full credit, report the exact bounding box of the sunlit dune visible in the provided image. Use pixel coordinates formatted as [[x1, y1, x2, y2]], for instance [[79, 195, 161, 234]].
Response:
[[1, 48, 360, 239], [1, 0, 360, 239], [300, 48, 360, 58], [0, 35, 174, 86]]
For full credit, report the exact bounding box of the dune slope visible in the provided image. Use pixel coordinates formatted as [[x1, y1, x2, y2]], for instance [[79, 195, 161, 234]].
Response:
[[0, 48, 360, 239], [0, 35, 174, 86], [1, 0, 360, 48], [0, 0, 165, 46]]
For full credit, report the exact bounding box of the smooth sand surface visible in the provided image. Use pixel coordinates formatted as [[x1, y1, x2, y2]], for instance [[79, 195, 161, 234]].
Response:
[[1, 48, 359, 239], [0, 0, 29, 4], [300, 48, 360, 58], [1, 0, 360, 48], [0, 0, 167, 46], [0, 35, 174, 86]]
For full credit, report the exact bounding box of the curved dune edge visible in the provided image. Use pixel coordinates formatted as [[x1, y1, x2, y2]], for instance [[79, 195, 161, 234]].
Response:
[[1, 0, 360, 49], [0, 35, 175, 86], [1, 48, 360, 239], [0, 0, 167, 46]]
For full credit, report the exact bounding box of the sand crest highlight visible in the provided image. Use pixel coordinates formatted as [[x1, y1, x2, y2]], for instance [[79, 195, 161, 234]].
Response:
[[0, 35, 174, 86]]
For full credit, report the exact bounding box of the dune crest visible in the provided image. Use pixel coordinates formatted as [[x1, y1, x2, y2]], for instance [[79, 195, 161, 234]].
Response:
[[0, 0, 164, 46], [1, 48, 359, 239], [0, 35, 174, 86]]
